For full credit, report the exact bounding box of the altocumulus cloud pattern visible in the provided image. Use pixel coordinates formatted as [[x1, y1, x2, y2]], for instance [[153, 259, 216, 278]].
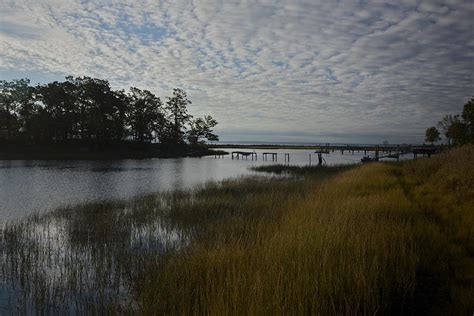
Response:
[[1, 0, 473, 143]]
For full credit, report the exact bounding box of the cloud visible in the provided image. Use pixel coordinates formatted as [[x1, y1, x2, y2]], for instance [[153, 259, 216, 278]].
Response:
[[0, 0, 473, 143]]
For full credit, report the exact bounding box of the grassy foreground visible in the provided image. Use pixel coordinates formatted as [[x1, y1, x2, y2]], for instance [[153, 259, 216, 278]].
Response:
[[141, 145, 473, 315], [1, 146, 472, 314]]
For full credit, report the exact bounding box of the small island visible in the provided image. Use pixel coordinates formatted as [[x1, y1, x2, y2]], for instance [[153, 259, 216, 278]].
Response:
[[0, 77, 225, 159]]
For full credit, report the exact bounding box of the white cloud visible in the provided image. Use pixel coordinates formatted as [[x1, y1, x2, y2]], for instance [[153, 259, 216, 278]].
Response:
[[0, 0, 473, 143]]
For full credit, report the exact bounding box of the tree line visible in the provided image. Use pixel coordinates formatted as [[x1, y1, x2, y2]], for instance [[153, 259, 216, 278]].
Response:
[[425, 98, 473, 145], [0, 77, 218, 146]]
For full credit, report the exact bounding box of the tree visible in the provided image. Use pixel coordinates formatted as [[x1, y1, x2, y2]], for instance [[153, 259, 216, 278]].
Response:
[[446, 121, 467, 145], [438, 114, 461, 145], [188, 115, 219, 145], [0, 76, 219, 148], [36, 80, 79, 141], [425, 127, 440, 145], [0, 79, 33, 140], [165, 88, 192, 144], [437, 113, 470, 145], [127, 87, 163, 142], [109, 89, 129, 141], [60, 76, 93, 141], [462, 98, 474, 143], [76, 77, 118, 142]]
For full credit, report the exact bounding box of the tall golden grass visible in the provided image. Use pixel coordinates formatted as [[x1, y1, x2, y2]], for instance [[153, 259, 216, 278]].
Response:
[[141, 146, 474, 315]]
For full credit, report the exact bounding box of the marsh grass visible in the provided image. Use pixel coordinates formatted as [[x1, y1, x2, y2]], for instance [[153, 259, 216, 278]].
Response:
[[251, 164, 352, 176], [1, 147, 472, 314], [0, 195, 188, 314], [140, 146, 473, 315]]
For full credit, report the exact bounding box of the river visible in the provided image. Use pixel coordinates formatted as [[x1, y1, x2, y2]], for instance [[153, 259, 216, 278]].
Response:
[[1, 148, 406, 223]]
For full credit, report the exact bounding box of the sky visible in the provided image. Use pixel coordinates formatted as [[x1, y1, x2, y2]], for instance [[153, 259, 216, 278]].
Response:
[[1, 0, 473, 144]]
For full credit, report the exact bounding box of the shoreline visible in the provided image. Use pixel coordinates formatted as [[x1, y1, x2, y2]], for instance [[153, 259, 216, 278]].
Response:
[[0, 143, 228, 160]]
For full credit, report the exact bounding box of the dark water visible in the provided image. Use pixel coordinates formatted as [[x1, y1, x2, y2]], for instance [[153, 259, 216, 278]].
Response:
[[0, 148, 408, 223]]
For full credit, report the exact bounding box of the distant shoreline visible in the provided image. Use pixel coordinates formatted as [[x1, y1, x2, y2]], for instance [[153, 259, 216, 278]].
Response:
[[210, 144, 325, 150], [210, 143, 440, 150]]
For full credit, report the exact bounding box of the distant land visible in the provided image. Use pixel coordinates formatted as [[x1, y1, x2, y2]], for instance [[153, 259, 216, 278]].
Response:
[[212, 140, 424, 146]]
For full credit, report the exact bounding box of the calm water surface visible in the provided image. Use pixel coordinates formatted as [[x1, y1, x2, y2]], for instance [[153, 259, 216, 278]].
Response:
[[0, 148, 409, 222]]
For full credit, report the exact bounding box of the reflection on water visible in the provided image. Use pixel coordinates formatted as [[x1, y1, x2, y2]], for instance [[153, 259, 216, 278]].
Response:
[[0, 194, 190, 314], [1, 157, 250, 223], [0, 148, 412, 223]]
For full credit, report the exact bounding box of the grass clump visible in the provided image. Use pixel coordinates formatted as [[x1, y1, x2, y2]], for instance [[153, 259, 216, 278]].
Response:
[[251, 164, 351, 175]]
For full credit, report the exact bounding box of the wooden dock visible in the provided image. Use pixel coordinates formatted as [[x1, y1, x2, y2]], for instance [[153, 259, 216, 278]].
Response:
[[314, 144, 413, 155], [311, 144, 444, 163], [262, 152, 278, 161], [360, 146, 440, 162], [231, 151, 257, 160], [216, 144, 444, 163], [229, 152, 291, 162], [412, 147, 439, 159]]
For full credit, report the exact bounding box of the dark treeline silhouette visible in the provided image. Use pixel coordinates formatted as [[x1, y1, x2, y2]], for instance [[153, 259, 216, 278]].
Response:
[[425, 98, 474, 146], [0, 77, 218, 147]]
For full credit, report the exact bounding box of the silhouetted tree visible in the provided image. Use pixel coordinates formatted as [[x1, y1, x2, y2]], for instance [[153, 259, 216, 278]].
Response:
[[165, 88, 192, 144], [0, 79, 33, 140], [63, 76, 91, 140], [446, 120, 467, 145], [438, 114, 459, 145], [36, 80, 78, 141], [78, 77, 118, 142], [425, 127, 440, 145], [188, 115, 219, 145], [462, 98, 474, 143], [0, 76, 219, 148], [110, 89, 129, 141], [128, 87, 163, 143]]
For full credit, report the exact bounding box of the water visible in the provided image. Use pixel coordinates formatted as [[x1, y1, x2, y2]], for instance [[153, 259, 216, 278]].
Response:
[[0, 148, 408, 223]]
